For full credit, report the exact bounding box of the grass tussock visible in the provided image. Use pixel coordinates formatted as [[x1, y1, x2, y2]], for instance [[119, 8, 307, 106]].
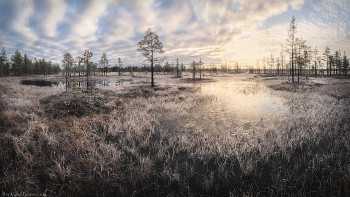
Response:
[[0, 76, 350, 196]]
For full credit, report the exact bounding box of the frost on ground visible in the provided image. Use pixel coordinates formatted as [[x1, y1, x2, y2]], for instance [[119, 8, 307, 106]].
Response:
[[0, 72, 350, 196]]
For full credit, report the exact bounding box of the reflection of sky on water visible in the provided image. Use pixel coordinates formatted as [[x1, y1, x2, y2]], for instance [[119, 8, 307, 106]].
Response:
[[160, 80, 289, 134]]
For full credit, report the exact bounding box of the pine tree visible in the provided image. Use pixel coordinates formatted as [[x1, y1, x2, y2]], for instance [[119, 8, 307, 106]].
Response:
[[137, 28, 165, 87], [323, 46, 330, 75], [62, 52, 74, 91], [285, 16, 297, 82], [117, 57, 123, 76], [190, 60, 196, 79], [198, 59, 203, 79], [99, 52, 109, 76], [280, 49, 285, 75], [295, 37, 306, 82], [83, 50, 93, 92], [343, 52, 349, 76], [176, 59, 180, 78], [0, 47, 7, 76], [11, 50, 22, 76], [23, 53, 29, 76]]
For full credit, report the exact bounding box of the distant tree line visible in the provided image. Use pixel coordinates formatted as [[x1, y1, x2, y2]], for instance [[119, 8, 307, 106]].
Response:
[[0, 47, 61, 76], [251, 16, 350, 82]]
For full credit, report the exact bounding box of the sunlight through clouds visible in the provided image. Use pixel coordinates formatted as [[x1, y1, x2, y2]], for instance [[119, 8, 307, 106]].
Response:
[[0, 0, 348, 67]]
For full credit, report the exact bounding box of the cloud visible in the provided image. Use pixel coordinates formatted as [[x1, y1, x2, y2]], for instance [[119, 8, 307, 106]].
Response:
[[1, 0, 349, 68], [30, 0, 67, 38]]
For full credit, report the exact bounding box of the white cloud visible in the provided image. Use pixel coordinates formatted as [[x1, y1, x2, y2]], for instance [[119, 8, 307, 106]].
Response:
[[39, 0, 67, 37], [2, 0, 349, 67], [10, 0, 37, 41]]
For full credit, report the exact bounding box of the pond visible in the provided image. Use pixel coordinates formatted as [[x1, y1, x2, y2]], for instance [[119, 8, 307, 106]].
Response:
[[159, 79, 290, 134], [20, 80, 131, 87], [21, 80, 59, 86]]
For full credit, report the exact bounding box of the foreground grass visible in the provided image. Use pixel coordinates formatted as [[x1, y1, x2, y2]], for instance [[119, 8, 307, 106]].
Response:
[[0, 76, 350, 196]]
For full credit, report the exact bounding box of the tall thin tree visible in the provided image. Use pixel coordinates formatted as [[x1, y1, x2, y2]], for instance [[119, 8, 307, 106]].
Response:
[[100, 52, 109, 76], [285, 16, 297, 82], [83, 50, 93, 92], [198, 59, 203, 79], [323, 46, 330, 75], [62, 52, 74, 91], [117, 57, 123, 76], [190, 60, 196, 79], [137, 28, 165, 87], [11, 50, 22, 76]]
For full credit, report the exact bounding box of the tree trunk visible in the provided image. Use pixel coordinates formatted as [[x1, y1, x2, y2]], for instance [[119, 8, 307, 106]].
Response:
[[151, 51, 154, 87]]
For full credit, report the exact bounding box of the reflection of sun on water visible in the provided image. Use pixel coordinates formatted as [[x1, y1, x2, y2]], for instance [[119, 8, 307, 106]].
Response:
[[197, 80, 287, 123], [160, 79, 289, 135]]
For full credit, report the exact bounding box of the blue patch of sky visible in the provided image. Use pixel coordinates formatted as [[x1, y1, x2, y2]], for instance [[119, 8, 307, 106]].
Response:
[[150, 0, 164, 10], [15, 43, 24, 50], [258, 3, 312, 31], [66, 0, 87, 12], [0, 1, 14, 28], [227, 1, 241, 12], [174, 28, 185, 35]]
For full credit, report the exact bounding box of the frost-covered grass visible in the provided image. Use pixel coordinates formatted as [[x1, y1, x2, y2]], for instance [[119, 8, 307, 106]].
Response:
[[0, 73, 350, 196]]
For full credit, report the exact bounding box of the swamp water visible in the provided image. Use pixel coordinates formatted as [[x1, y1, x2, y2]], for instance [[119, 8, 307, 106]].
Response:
[[160, 79, 290, 135], [21, 80, 131, 87]]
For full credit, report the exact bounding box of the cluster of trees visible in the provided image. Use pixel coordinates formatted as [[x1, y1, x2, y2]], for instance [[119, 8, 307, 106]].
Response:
[[0, 47, 60, 76], [251, 16, 349, 82], [61, 51, 127, 78]]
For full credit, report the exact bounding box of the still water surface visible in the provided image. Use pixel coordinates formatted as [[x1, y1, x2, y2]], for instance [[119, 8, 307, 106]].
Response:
[[160, 79, 289, 134], [21, 80, 130, 87]]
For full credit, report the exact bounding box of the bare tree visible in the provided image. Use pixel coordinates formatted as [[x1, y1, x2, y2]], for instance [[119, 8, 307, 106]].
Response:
[[137, 28, 165, 87]]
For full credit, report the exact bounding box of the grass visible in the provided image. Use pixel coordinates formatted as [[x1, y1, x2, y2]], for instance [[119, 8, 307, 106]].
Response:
[[0, 73, 350, 196]]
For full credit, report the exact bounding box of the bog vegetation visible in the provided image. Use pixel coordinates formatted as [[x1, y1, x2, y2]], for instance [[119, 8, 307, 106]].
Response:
[[0, 21, 350, 196]]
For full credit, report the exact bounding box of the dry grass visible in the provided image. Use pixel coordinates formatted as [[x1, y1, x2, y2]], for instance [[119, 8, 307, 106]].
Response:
[[1, 73, 350, 196]]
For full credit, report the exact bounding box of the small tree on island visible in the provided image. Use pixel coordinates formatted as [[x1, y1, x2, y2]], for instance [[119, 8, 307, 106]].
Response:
[[137, 28, 165, 87]]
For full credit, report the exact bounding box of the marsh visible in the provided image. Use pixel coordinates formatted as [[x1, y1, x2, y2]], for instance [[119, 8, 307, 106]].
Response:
[[1, 73, 350, 196]]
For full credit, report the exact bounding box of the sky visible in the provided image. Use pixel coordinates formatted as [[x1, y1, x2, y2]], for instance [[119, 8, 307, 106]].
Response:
[[0, 0, 349, 68]]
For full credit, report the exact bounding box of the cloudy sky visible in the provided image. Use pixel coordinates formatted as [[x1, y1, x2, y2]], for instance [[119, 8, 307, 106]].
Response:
[[0, 0, 349, 68]]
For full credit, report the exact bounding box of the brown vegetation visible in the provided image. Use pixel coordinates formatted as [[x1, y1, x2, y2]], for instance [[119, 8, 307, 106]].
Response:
[[1, 74, 350, 196]]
